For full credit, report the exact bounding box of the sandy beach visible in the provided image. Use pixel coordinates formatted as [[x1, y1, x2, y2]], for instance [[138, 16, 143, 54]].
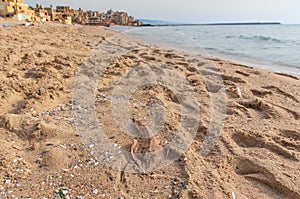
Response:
[[0, 22, 299, 199]]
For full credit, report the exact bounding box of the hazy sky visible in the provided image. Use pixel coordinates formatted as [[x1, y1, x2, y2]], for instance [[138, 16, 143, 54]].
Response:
[[25, 0, 300, 24]]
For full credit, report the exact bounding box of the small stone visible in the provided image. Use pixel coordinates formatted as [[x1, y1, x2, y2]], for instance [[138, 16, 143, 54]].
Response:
[[42, 149, 50, 154], [232, 191, 236, 199], [58, 145, 67, 149], [62, 188, 69, 195], [93, 189, 99, 195]]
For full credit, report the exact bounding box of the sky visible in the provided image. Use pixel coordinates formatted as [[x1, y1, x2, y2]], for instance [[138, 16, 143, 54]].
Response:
[[25, 0, 300, 24]]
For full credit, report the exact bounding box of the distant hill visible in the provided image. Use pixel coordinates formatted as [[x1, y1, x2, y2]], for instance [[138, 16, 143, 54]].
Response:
[[138, 19, 181, 25]]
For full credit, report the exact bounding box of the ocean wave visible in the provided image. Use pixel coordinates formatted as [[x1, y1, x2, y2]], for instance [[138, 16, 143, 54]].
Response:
[[225, 35, 283, 43]]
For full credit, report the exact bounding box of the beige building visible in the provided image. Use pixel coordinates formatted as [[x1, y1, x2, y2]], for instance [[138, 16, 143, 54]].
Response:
[[62, 14, 72, 24], [45, 5, 56, 21], [56, 6, 71, 14], [0, 0, 29, 18], [112, 12, 129, 25]]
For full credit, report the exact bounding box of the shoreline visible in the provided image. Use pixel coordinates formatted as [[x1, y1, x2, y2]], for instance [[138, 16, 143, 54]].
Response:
[[204, 49, 300, 78], [110, 25, 300, 78], [0, 23, 299, 198]]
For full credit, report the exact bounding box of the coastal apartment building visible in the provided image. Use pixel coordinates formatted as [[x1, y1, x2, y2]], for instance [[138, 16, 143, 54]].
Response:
[[33, 5, 49, 22], [113, 12, 128, 25], [44, 5, 55, 21], [56, 6, 71, 14], [0, 0, 143, 26], [0, 0, 31, 18]]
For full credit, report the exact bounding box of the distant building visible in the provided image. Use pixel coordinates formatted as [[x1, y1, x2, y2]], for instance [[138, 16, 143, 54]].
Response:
[[0, 1, 143, 26], [0, 0, 30, 18], [73, 8, 84, 24], [56, 6, 72, 15], [62, 14, 72, 24], [44, 5, 56, 21], [112, 11, 129, 25], [33, 5, 49, 22]]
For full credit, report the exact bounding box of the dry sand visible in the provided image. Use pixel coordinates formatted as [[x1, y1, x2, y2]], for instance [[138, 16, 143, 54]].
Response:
[[0, 22, 299, 199]]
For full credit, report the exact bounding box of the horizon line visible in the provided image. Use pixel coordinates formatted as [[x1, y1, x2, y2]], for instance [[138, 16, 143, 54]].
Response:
[[139, 21, 282, 27]]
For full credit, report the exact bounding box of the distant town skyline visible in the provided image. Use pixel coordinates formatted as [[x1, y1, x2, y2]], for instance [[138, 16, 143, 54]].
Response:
[[25, 0, 300, 24]]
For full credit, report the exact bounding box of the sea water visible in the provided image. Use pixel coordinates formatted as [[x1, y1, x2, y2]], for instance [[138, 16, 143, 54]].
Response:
[[111, 24, 300, 76]]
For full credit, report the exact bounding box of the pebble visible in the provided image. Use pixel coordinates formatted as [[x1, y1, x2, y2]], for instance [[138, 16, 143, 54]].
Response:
[[62, 188, 69, 195], [42, 149, 50, 154], [93, 189, 99, 195], [232, 192, 236, 199], [58, 145, 67, 149]]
